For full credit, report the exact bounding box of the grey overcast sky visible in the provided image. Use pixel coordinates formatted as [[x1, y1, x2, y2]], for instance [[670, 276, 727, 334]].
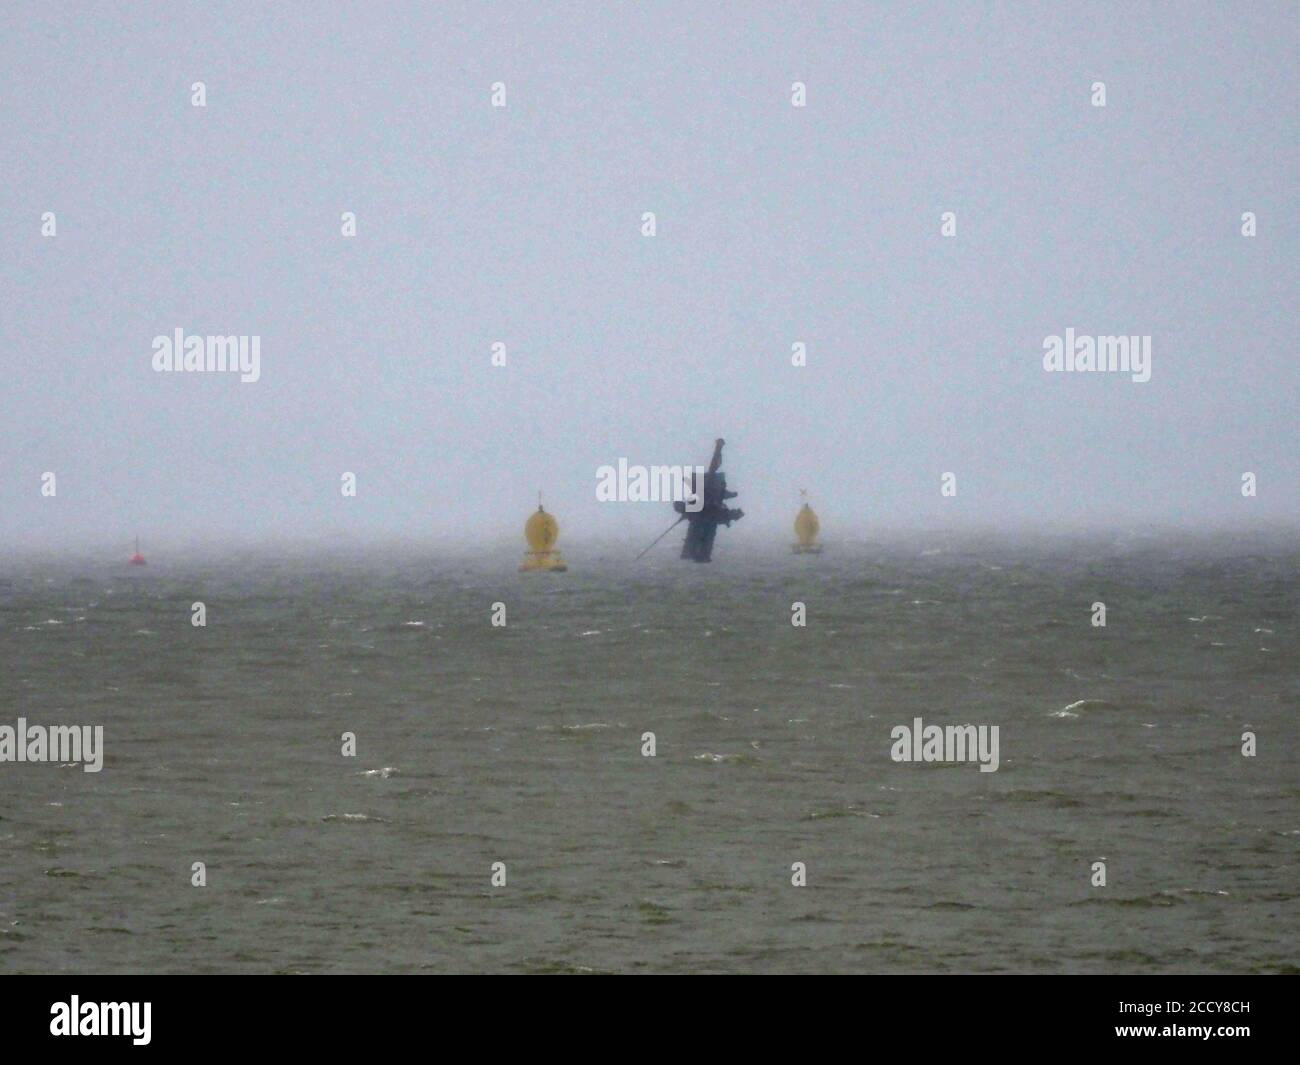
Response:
[[2, 2, 1296, 550]]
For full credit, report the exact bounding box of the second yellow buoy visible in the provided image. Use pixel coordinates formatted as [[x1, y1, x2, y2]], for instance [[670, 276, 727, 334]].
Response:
[[520, 494, 567, 572], [793, 490, 822, 554]]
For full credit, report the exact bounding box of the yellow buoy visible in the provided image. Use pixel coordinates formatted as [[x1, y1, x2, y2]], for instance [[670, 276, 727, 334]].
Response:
[[520, 494, 567, 572], [792, 490, 822, 554]]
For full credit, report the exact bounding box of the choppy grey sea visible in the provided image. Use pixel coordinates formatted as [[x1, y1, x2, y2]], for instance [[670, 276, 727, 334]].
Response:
[[1, 533, 1295, 973]]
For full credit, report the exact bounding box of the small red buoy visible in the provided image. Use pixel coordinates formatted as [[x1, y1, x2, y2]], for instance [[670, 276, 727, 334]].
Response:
[[129, 536, 147, 565]]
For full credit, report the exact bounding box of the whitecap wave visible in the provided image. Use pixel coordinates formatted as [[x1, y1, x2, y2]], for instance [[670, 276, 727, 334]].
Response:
[[1049, 699, 1105, 718]]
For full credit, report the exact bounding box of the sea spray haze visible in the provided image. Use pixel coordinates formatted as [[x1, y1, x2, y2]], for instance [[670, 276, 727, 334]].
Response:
[[3, 3, 1297, 551]]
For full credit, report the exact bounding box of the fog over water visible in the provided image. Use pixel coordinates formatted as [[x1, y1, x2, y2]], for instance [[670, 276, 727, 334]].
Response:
[[0, 5, 1296, 979], [2, 3, 1296, 554]]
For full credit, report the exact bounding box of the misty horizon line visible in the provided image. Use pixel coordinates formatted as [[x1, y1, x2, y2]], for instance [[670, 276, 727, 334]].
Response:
[[6, 518, 1297, 560]]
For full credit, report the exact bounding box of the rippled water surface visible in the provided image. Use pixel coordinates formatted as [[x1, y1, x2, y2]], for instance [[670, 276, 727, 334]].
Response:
[[0, 534, 1295, 973]]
